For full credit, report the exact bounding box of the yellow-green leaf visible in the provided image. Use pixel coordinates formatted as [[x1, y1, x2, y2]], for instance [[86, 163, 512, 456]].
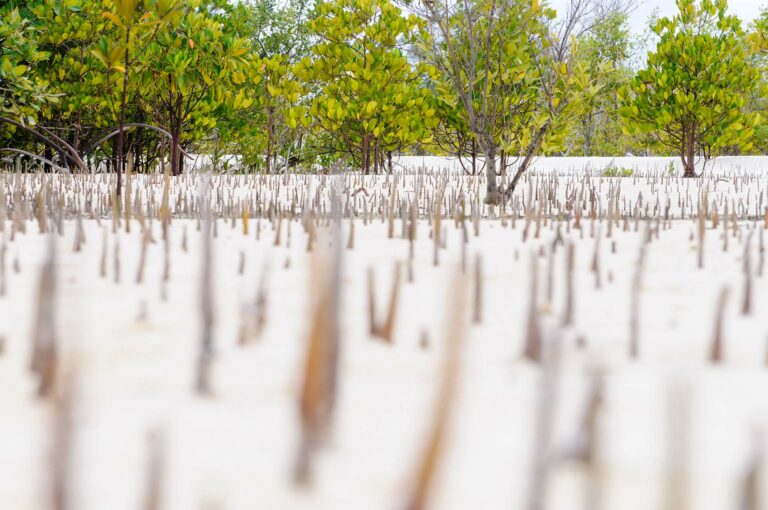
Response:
[[102, 11, 124, 28]]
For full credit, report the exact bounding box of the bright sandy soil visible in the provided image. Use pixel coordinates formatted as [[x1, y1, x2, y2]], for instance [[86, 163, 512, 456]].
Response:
[[1, 162, 768, 510]]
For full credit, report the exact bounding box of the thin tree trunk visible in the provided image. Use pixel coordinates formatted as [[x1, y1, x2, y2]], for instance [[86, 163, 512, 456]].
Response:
[[266, 106, 274, 174], [483, 142, 500, 205], [116, 27, 131, 199], [44, 146, 53, 173], [169, 134, 177, 177], [73, 110, 82, 161], [583, 117, 592, 157], [507, 124, 549, 198], [171, 132, 179, 176], [682, 126, 696, 177], [173, 105, 184, 176], [500, 149, 507, 178], [361, 133, 371, 174], [111, 138, 118, 177]]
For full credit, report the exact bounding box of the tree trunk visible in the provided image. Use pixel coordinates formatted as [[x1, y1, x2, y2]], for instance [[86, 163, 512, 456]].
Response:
[[133, 144, 140, 174], [111, 138, 119, 178], [482, 142, 500, 205], [169, 133, 178, 177], [373, 138, 380, 175], [44, 146, 53, 173], [387, 151, 393, 174], [361, 133, 371, 174], [173, 107, 184, 176], [170, 128, 180, 176], [471, 138, 477, 176], [145, 140, 152, 173], [266, 106, 274, 175], [507, 124, 549, 198], [73, 110, 82, 160], [682, 127, 696, 177], [583, 116, 592, 157], [116, 26, 131, 200], [171, 133, 183, 176], [681, 153, 695, 177], [500, 149, 507, 178]]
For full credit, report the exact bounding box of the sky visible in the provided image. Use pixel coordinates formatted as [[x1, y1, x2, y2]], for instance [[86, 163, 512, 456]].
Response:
[[627, 0, 763, 34], [549, 0, 765, 38]]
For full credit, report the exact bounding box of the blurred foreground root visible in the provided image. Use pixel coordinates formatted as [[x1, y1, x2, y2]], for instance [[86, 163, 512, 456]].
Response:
[[293, 209, 342, 487], [402, 269, 467, 510]]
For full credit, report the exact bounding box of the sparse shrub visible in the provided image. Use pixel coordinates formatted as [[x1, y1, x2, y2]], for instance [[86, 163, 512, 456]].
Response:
[[602, 165, 633, 177]]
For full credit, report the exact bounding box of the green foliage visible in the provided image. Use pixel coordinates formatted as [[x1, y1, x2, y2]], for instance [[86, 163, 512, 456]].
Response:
[[568, 11, 639, 156], [95, 0, 254, 173], [134, 2, 253, 133], [212, 0, 312, 172], [295, 0, 437, 171], [2, 0, 766, 177], [601, 164, 633, 177], [530, 42, 596, 156], [422, 0, 550, 166], [25, 0, 118, 152], [0, 8, 52, 126], [620, 0, 759, 174], [419, 0, 600, 198], [745, 8, 768, 154]]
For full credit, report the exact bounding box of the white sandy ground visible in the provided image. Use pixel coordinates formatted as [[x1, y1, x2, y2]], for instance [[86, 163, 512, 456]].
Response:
[[1, 165, 768, 509], [394, 155, 768, 176], [191, 153, 768, 176]]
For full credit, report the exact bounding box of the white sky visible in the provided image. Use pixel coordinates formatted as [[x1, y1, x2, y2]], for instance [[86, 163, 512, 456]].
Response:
[[549, 0, 765, 37]]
